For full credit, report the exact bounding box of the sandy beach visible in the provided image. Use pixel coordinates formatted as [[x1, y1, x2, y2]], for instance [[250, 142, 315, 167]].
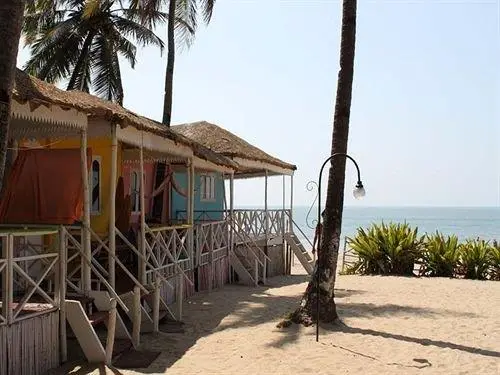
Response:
[[53, 265, 500, 375]]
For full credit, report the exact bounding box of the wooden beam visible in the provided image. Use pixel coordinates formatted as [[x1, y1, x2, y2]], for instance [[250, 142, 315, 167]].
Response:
[[231, 157, 294, 177], [80, 130, 92, 292], [108, 124, 118, 288], [139, 137, 147, 285], [116, 125, 192, 158], [59, 226, 67, 362]]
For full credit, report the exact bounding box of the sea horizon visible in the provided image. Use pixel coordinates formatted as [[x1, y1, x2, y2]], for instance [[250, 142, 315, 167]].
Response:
[[235, 205, 500, 243]]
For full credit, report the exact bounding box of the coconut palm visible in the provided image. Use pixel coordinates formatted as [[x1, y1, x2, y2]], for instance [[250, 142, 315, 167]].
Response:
[[292, 0, 358, 324], [0, 0, 26, 191], [23, 0, 167, 104], [133, 0, 215, 126]]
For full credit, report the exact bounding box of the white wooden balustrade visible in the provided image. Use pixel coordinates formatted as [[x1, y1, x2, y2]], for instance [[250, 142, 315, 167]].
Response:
[[0, 227, 65, 326]]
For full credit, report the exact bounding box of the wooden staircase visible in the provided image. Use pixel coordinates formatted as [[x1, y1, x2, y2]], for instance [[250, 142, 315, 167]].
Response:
[[229, 251, 257, 286], [118, 289, 170, 332], [65, 291, 129, 364], [284, 232, 314, 274]]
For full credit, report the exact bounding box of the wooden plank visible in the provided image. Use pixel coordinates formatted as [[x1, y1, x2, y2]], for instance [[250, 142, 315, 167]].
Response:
[[88, 291, 131, 341], [65, 300, 105, 363]]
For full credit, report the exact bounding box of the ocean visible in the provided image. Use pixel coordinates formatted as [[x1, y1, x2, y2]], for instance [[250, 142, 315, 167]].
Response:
[[289, 206, 500, 244]]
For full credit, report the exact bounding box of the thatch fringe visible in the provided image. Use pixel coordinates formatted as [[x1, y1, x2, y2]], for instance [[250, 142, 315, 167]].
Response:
[[12, 70, 236, 169], [172, 121, 297, 171]]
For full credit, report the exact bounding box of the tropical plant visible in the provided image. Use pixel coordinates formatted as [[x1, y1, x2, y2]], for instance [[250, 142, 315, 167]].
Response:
[[133, 0, 215, 126], [489, 242, 500, 280], [290, 0, 358, 325], [23, 0, 166, 104], [420, 232, 459, 277], [346, 222, 423, 276], [0, 0, 26, 191], [458, 239, 492, 280]]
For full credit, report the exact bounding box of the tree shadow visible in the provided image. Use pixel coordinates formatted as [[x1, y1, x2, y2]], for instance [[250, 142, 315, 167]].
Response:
[[336, 302, 479, 319], [47, 274, 315, 374], [270, 320, 500, 361], [331, 324, 500, 359]]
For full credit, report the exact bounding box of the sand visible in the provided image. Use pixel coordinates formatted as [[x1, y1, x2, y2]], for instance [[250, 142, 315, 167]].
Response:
[[55, 265, 500, 375]]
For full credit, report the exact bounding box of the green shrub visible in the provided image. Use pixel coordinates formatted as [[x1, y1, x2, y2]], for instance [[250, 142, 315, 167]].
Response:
[[420, 232, 460, 277], [458, 239, 492, 280], [489, 243, 500, 281], [346, 222, 423, 276]]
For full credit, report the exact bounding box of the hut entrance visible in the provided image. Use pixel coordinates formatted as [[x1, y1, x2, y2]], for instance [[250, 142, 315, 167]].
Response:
[[151, 162, 171, 224]]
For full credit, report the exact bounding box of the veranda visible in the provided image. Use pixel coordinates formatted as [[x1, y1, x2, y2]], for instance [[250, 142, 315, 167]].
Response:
[[0, 71, 310, 375]]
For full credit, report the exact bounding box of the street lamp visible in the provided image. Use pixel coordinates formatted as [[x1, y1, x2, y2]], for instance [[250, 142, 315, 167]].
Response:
[[308, 153, 365, 342]]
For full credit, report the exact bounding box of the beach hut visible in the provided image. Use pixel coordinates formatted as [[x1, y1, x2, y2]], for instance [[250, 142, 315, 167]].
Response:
[[1, 70, 238, 374], [172, 122, 311, 283]]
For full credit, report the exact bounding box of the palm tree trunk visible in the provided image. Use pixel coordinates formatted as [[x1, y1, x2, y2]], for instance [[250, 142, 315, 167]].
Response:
[[67, 31, 96, 91], [0, 0, 25, 192], [162, 0, 176, 127], [292, 0, 357, 325]]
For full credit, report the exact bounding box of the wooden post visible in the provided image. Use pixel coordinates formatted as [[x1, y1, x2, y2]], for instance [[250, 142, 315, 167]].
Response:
[[3, 235, 13, 324], [290, 174, 294, 270], [254, 258, 258, 287], [153, 279, 160, 332], [263, 258, 267, 285], [59, 226, 67, 362], [177, 273, 183, 320], [132, 286, 141, 348], [264, 170, 269, 279], [187, 160, 194, 269], [80, 130, 92, 293], [282, 175, 287, 274], [139, 138, 147, 285], [105, 298, 117, 365], [229, 173, 234, 284], [208, 225, 213, 292], [108, 124, 118, 289]]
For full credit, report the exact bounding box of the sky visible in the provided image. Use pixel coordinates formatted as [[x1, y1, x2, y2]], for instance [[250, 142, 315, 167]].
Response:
[[17, 0, 500, 208]]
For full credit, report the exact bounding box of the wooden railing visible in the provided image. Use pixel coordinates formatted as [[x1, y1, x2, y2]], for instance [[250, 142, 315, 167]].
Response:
[[0, 227, 64, 325], [144, 224, 193, 284], [177, 209, 292, 237], [195, 220, 229, 267]]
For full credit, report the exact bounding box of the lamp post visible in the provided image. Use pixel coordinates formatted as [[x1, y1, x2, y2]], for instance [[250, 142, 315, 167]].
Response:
[[310, 153, 365, 342]]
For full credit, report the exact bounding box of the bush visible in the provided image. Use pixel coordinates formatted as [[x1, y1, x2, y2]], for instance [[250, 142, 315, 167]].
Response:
[[346, 222, 423, 276], [489, 244, 500, 281], [458, 239, 492, 280], [420, 232, 460, 277]]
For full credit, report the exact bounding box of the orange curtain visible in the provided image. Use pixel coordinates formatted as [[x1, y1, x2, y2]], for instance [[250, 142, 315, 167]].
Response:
[[0, 148, 91, 225]]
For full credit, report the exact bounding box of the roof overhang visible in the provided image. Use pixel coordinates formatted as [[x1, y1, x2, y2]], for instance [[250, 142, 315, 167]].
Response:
[[192, 157, 234, 174], [117, 125, 192, 159], [122, 148, 233, 174], [230, 157, 295, 179], [9, 99, 88, 139]]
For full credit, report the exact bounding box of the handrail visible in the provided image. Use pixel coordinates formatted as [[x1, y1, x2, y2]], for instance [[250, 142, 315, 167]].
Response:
[[287, 214, 314, 249], [63, 227, 129, 313], [230, 217, 271, 264]]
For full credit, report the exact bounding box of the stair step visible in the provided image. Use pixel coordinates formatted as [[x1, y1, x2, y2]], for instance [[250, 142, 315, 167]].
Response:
[[88, 311, 108, 326]]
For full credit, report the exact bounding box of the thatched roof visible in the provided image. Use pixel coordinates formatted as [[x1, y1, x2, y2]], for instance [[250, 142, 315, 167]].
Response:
[[12, 69, 237, 170], [172, 121, 297, 175]]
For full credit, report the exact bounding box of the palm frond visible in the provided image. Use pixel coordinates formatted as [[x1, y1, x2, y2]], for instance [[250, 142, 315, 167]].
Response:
[[91, 33, 122, 103], [112, 15, 165, 51], [199, 0, 215, 24]]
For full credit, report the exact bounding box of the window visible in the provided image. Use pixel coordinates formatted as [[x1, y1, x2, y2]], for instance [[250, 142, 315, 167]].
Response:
[[90, 157, 101, 214], [200, 174, 216, 201], [130, 170, 141, 212]]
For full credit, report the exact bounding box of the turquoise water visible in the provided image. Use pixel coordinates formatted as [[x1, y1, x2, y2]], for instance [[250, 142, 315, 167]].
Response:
[[290, 206, 500, 243]]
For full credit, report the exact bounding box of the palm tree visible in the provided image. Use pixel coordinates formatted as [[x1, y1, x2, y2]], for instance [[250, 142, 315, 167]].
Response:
[[0, 0, 26, 191], [292, 0, 358, 325], [23, 0, 166, 104], [160, 0, 215, 126]]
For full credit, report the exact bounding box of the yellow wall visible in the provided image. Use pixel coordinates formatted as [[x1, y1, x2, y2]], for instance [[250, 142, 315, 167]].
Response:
[[49, 137, 123, 236]]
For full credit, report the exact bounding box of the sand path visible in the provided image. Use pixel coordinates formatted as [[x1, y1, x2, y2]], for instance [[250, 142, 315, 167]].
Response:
[[54, 267, 500, 375]]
